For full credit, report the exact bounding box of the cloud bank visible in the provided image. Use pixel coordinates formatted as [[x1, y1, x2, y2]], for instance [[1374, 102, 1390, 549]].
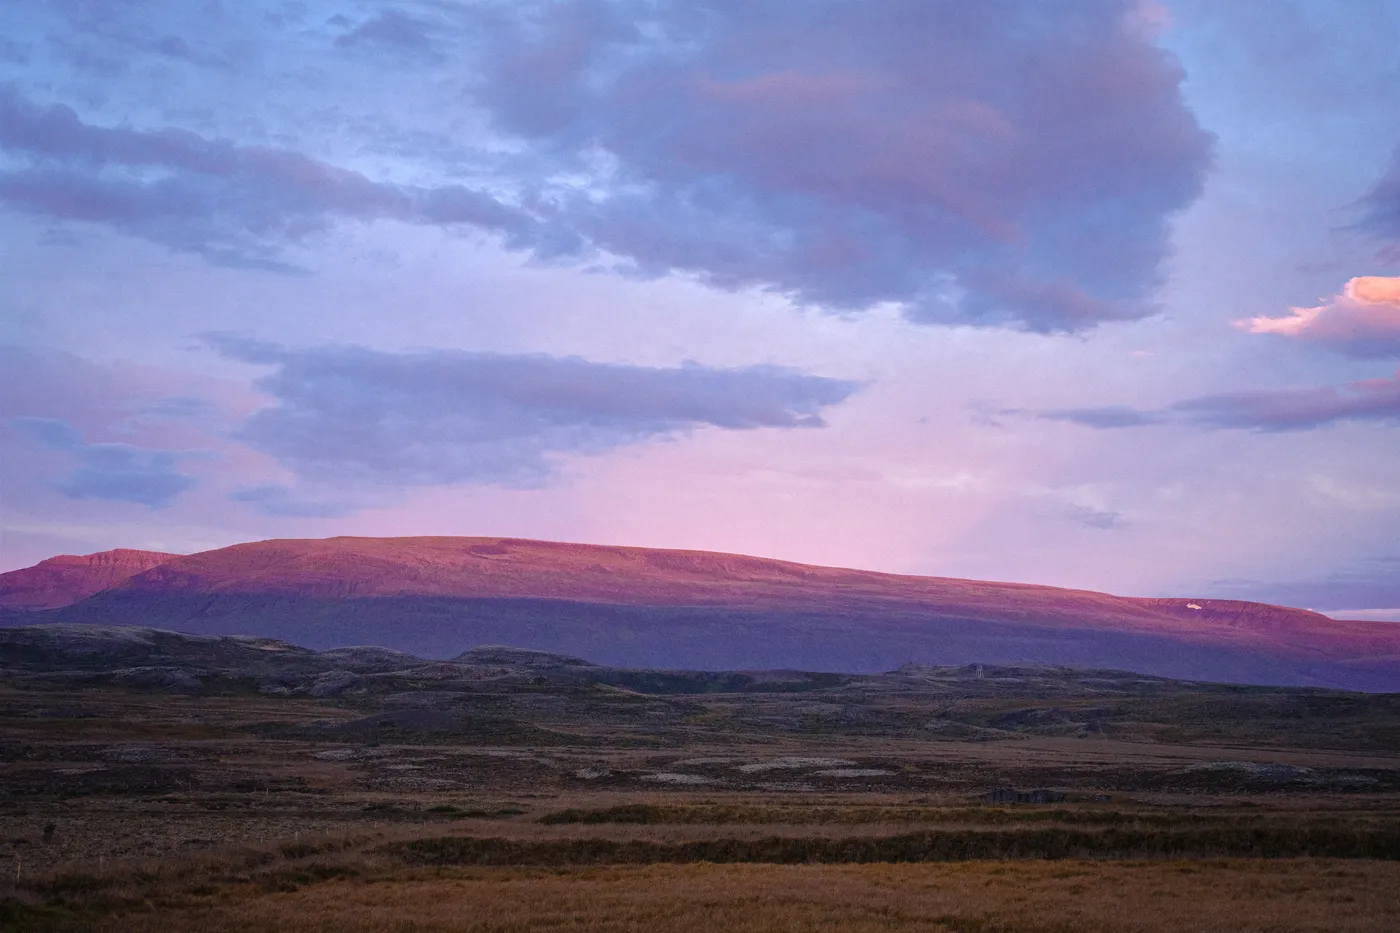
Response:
[[0, 0, 1213, 331], [467, 0, 1213, 331], [1239, 276, 1400, 357], [209, 336, 860, 501]]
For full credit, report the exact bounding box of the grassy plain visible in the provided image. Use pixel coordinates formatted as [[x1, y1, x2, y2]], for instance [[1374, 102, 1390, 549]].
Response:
[[60, 861, 1400, 933], [2, 634, 1399, 931]]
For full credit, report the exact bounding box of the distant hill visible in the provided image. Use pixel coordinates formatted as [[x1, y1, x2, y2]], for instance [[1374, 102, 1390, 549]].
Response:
[[0, 536, 1396, 691], [0, 621, 1340, 701], [0, 548, 175, 610]]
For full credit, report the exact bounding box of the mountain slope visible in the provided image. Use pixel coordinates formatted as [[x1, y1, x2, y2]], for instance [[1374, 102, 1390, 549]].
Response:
[[59, 536, 1319, 633], [3, 536, 1397, 690], [0, 548, 175, 610]]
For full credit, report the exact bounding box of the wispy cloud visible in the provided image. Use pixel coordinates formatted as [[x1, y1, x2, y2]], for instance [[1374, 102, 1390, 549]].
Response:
[[1171, 372, 1400, 430], [209, 335, 861, 506], [1036, 406, 1169, 429], [1359, 144, 1400, 256], [1212, 556, 1400, 611], [1022, 369, 1400, 432], [0, 85, 545, 270], [12, 416, 204, 508]]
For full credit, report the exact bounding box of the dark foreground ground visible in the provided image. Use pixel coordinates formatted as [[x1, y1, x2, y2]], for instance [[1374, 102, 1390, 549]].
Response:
[[3, 624, 1400, 932]]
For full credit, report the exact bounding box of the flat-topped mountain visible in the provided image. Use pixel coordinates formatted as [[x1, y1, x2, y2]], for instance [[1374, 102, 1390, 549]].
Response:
[[1, 536, 1397, 690], [0, 548, 175, 610]]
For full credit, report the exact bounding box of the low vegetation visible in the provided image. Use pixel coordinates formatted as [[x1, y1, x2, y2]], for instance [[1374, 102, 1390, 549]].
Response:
[[9, 860, 1400, 933], [3, 627, 1400, 930]]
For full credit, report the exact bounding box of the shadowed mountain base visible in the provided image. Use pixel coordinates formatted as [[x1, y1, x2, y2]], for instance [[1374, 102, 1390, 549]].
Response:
[[15, 593, 1394, 691]]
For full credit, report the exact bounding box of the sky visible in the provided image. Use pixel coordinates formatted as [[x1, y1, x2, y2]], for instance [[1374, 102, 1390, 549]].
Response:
[[2, 0, 1399, 619]]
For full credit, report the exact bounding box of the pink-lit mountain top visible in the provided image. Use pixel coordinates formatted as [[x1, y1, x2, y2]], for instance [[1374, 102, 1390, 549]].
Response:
[[0, 548, 176, 610], [2, 537, 1395, 690]]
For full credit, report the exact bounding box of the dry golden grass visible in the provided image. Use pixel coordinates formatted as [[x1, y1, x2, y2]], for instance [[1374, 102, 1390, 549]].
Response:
[[7, 658, 1400, 932], [86, 859, 1400, 933]]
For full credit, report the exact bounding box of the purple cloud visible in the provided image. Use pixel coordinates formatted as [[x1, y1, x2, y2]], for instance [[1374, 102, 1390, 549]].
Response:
[[1031, 370, 1400, 432], [208, 335, 861, 500], [1360, 146, 1400, 255], [0, 344, 221, 431], [468, 0, 1213, 331], [12, 417, 201, 508], [0, 85, 539, 268], [1036, 406, 1168, 429], [335, 10, 439, 58], [229, 485, 359, 519], [0, 2, 1211, 329], [1174, 372, 1400, 430]]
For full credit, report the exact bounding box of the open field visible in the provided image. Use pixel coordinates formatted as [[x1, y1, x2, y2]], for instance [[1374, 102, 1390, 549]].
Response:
[[3, 626, 1399, 930], [27, 861, 1400, 933]]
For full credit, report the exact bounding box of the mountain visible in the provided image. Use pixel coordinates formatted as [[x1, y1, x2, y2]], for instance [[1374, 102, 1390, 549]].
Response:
[[0, 548, 175, 610], [1, 536, 1397, 691]]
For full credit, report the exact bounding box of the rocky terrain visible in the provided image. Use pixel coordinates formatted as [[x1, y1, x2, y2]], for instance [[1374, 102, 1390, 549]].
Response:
[[2, 537, 1399, 690], [4, 622, 1400, 759]]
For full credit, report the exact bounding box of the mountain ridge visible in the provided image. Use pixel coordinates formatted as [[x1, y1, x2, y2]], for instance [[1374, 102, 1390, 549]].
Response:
[[1, 536, 1396, 691], [0, 548, 176, 610]]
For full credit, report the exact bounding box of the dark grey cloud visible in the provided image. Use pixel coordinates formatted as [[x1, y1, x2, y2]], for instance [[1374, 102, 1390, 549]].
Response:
[[0, 85, 541, 268], [466, 0, 1213, 331], [1028, 370, 1400, 432], [335, 10, 440, 58], [1359, 147, 1400, 255], [207, 335, 860, 497], [12, 416, 200, 508]]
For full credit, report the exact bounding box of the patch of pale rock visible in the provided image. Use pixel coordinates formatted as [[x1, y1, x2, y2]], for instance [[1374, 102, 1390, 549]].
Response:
[[573, 767, 611, 779], [641, 772, 712, 785], [736, 757, 854, 773]]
